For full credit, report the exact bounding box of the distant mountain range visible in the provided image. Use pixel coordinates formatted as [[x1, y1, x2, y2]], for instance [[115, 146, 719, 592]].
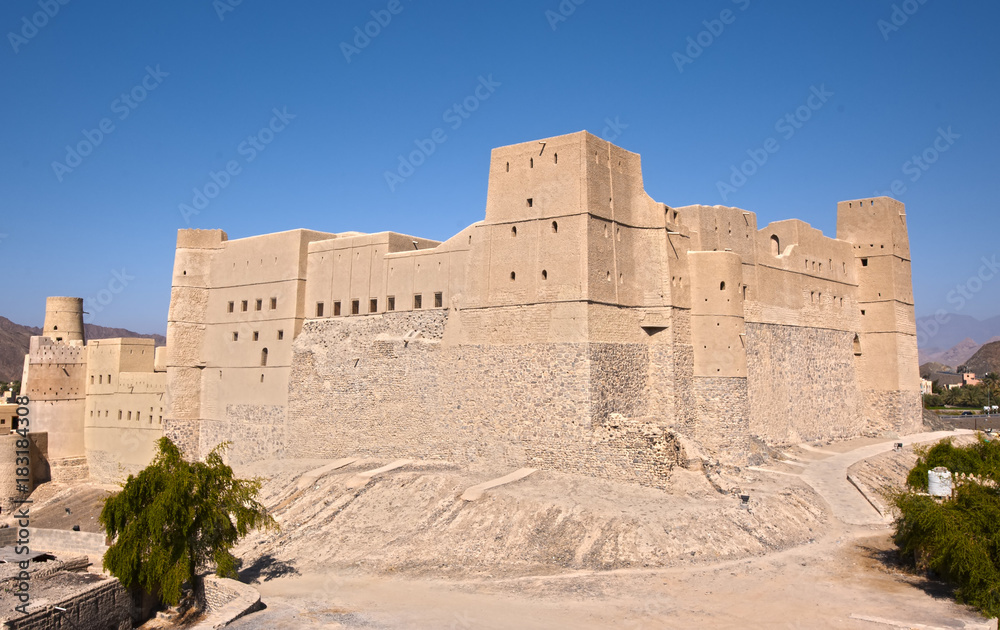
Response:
[[917, 314, 1000, 368], [965, 341, 1000, 378], [0, 316, 165, 382]]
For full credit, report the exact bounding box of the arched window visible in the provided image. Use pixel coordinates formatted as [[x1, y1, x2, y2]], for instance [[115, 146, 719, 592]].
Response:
[[770, 235, 780, 256], [261, 348, 268, 367], [853, 334, 862, 356]]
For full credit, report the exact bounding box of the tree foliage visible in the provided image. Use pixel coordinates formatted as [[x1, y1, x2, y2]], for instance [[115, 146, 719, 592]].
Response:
[[99, 437, 277, 606], [923, 380, 1000, 410], [893, 437, 1000, 616]]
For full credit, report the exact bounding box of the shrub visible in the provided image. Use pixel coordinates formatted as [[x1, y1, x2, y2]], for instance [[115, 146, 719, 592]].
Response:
[[893, 436, 1000, 617]]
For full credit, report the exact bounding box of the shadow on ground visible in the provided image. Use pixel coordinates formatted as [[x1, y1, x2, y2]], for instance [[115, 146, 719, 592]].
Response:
[[239, 555, 300, 583]]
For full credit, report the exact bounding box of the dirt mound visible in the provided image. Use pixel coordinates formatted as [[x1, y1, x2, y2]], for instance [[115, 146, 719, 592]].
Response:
[[234, 458, 826, 580]]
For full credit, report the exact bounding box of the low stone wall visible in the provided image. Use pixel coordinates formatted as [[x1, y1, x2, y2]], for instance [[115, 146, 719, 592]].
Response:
[[191, 575, 262, 629], [22, 528, 108, 560], [3, 576, 131, 630]]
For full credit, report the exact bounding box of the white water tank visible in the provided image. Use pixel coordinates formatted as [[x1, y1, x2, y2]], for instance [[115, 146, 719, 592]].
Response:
[[928, 467, 953, 497]]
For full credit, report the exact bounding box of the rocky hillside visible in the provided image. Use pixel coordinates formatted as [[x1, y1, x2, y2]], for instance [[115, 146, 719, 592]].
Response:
[[963, 341, 1000, 377], [0, 316, 165, 382]]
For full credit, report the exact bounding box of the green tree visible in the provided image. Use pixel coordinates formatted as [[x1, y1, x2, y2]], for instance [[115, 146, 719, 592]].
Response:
[[893, 437, 1000, 617], [100, 437, 277, 607]]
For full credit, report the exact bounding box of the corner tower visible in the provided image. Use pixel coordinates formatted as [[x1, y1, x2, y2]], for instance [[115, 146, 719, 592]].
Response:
[[42, 297, 85, 343], [836, 197, 921, 434]]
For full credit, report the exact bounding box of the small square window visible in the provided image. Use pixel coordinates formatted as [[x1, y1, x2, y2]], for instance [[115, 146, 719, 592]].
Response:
[[277, 330, 284, 340], [387, 296, 395, 312], [227, 301, 234, 313], [414, 294, 422, 309], [351, 300, 360, 315], [316, 302, 325, 317], [255, 299, 263, 311], [270, 297, 277, 310], [334, 301, 341, 316], [241, 300, 248, 312], [861, 258, 869, 267], [253, 331, 259, 341], [370, 298, 378, 313], [434, 292, 443, 308]]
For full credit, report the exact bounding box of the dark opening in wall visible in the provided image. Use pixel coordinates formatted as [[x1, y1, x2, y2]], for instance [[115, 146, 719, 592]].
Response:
[[530, 158, 533, 168], [270, 297, 277, 309], [554, 153, 558, 164], [242, 301, 248, 312], [434, 292, 443, 308], [261, 348, 268, 367], [511, 226, 517, 237], [253, 331, 259, 341], [542, 270, 548, 280], [510, 271, 516, 281], [552, 221, 558, 233], [527, 198, 533, 208], [414, 294, 422, 309], [770, 235, 780, 256], [387, 296, 395, 311], [853, 334, 862, 356], [370, 298, 378, 313], [720, 281, 726, 290], [506, 162, 509, 172], [316, 302, 324, 317], [56, 337, 62, 342], [277, 330, 284, 340], [53, 326, 58, 330], [351, 300, 360, 315], [228, 302, 234, 313], [255, 299, 262, 311], [334, 301, 341, 316], [861, 258, 869, 266]]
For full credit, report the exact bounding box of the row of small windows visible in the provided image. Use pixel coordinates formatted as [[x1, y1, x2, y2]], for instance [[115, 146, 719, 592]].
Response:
[[506, 154, 558, 172], [809, 291, 848, 307], [89, 408, 162, 423], [316, 293, 443, 317], [227, 297, 278, 314], [232, 331, 283, 342], [90, 374, 112, 385]]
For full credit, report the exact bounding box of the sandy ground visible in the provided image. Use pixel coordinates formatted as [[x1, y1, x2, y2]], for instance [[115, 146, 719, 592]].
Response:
[[227, 524, 983, 629], [222, 431, 993, 629]]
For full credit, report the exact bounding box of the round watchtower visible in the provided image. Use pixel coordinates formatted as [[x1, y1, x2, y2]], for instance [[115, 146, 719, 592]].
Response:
[[42, 296, 85, 343]]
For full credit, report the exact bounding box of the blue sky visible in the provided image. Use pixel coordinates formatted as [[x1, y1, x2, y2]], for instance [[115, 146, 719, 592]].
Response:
[[1, 0, 997, 335]]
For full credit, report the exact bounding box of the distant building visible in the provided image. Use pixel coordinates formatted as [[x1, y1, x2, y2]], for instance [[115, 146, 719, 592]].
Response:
[[963, 372, 980, 386], [920, 379, 933, 395]]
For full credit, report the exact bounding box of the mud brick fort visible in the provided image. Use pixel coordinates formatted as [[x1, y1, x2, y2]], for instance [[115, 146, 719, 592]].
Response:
[[15, 131, 921, 491]]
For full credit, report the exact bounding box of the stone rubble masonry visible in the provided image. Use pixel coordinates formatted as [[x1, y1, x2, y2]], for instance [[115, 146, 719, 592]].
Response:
[[287, 310, 686, 488]]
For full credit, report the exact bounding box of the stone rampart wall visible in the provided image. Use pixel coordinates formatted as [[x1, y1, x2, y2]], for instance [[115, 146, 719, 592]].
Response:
[[286, 311, 684, 488]]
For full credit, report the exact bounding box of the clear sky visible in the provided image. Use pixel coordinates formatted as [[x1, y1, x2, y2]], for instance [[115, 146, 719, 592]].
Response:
[[1, 0, 998, 335]]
